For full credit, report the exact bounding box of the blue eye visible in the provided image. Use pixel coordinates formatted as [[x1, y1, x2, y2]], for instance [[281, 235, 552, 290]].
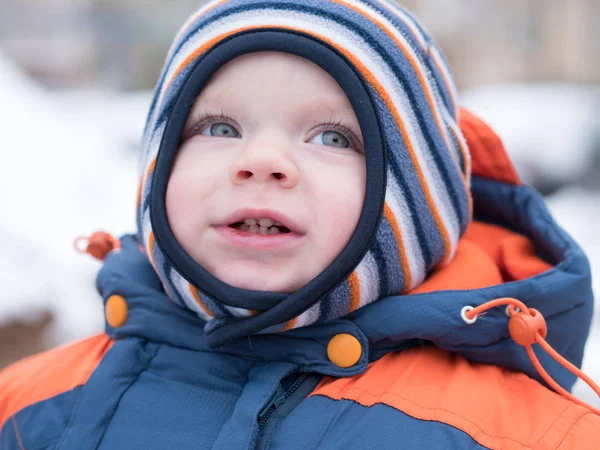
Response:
[[201, 122, 240, 138], [309, 130, 350, 148]]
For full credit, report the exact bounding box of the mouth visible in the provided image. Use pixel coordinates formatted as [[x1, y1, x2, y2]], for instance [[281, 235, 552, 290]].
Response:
[[228, 218, 291, 235], [222, 209, 302, 236], [215, 209, 304, 251]]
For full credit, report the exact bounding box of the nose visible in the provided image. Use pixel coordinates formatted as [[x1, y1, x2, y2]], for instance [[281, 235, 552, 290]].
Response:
[[229, 141, 299, 188]]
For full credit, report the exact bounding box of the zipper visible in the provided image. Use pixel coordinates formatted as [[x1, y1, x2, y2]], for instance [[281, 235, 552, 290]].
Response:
[[257, 374, 307, 430], [256, 373, 322, 449], [257, 383, 288, 429]]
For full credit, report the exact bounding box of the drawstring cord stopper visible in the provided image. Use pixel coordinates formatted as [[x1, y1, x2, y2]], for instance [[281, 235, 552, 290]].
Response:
[[74, 231, 121, 261], [461, 297, 600, 416], [508, 308, 547, 347]]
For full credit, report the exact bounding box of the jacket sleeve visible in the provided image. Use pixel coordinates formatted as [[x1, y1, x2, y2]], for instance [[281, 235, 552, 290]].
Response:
[[556, 412, 600, 449], [0, 333, 113, 429]]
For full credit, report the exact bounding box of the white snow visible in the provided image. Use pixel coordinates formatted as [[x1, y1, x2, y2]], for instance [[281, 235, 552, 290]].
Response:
[[462, 83, 600, 186], [1, 51, 598, 408], [0, 50, 146, 342]]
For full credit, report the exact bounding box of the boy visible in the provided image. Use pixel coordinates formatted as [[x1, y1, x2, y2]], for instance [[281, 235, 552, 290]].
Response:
[[1, 1, 599, 448]]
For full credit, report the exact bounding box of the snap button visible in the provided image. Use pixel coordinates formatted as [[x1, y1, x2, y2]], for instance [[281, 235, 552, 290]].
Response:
[[105, 295, 128, 328], [327, 333, 362, 368]]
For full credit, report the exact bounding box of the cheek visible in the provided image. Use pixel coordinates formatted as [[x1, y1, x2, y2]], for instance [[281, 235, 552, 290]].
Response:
[[165, 148, 220, 237], [310, 157, 366, 258], [166, 174, 191, 231], [166, 172, 196, 244]]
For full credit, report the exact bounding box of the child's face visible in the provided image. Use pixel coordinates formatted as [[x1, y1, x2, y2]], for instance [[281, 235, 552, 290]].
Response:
[[166, 51, 365, 294]]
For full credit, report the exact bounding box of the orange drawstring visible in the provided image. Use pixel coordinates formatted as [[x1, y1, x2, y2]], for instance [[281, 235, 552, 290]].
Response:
[[74, 231, 121, 261], [463, 297, 600, 416]]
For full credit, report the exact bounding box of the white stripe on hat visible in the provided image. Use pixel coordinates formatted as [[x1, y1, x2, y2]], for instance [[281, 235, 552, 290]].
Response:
[[385, 171, 426, 288], [375, 0, 428, 50], [171, 269, 215, 320], [292, 303, 322, 328], [354, 250, 381, 308]]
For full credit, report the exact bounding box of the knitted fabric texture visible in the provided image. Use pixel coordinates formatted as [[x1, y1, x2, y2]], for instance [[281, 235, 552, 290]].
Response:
[[136, 0, 472, 334]]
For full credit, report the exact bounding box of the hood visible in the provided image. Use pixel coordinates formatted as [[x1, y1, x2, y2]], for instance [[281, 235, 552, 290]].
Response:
[[135, 0, 473, 347], [98, 110, 593, 393]]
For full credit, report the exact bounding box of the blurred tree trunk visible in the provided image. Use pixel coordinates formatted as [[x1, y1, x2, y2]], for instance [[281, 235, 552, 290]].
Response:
[[0, 312, 54, 369]]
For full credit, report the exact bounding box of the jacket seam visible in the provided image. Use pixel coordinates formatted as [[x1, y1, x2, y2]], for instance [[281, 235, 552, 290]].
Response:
[[377, 390, 534, 449], [550, 412, 594, 450], [11, 416, 26, 450], [53, 340, 159, 450], [54, 360, 111, 449], [532, 402, 579, 448], [18, 437, 60, 450], [316, 388, 536, 449], [1, 387, 85, 450], [93, 341, 160, 449]]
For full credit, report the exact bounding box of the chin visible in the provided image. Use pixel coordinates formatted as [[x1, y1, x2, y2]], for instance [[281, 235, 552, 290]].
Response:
[[217, 268, 299, 293], [229, 278, 295, 294]]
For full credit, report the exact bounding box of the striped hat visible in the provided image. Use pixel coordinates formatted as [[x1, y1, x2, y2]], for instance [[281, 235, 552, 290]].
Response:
[[136, 0, 472, 347]]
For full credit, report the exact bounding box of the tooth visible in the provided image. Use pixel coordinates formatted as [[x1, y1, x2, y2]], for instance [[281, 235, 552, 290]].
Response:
[[239, 224, 250, 231], [274, 221, 282, 226], [249, 225, 259, 233], [259, 226, 269, 234], [269, 227, 280, 234], [259, 218, 274, 227], [244, 219, 257, 226]]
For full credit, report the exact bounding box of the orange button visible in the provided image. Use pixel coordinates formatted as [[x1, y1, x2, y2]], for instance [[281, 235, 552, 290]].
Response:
[[105, 295, 128, 328], [327, 333, 362, 368]]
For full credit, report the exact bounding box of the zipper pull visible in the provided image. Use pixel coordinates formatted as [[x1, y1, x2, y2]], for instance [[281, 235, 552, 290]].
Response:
[[258, 384, 286, 420]]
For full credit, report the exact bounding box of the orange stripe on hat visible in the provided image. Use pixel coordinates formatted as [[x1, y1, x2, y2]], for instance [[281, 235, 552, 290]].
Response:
[[281, 317, 298, 332], [147, 232, 173, 299], [137, 156, 157, 209], [0, 334, 113, 429], [144, 157, 157, 192], [148, 231, 157, 270], [189, 283, 214, 318], [159, 23, 452, 266], [135, 179, 144, 210], [347, 271, 361, 313], [383, 202, 411, 291]]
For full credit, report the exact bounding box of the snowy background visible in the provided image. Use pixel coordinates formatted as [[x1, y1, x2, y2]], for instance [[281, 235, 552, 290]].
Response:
[[1, 0, 598, 409]]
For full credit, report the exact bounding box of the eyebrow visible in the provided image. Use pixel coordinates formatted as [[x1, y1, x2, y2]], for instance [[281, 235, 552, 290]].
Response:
[[305, 97, 357, 117], [189, 95, 229, 116], [196, 91, 354, 113]]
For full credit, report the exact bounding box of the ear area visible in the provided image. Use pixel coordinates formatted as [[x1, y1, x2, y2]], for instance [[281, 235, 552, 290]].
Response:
[[459, 108, 521, 185]]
